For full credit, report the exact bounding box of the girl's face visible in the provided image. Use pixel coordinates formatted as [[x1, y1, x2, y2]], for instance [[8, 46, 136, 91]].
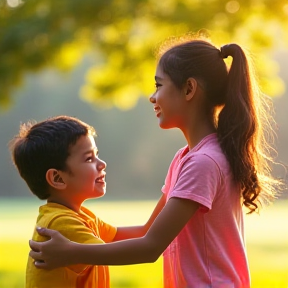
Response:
[[150, 64, 186, 129]]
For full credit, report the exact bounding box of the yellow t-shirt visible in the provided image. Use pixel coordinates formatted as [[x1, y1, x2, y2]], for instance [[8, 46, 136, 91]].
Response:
[[26, 203, 117, 288]]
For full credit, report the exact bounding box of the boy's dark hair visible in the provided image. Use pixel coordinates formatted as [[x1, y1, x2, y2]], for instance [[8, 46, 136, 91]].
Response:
[[9, 115, 96, 200]]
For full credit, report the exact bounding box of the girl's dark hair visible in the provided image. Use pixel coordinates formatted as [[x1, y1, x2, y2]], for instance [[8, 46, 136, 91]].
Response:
[[157, 35, 283, 213], [9, 115, 96, 200]]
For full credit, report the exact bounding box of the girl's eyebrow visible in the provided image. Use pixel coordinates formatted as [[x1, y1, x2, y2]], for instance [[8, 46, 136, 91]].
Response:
[[155, 76, 163, 81]]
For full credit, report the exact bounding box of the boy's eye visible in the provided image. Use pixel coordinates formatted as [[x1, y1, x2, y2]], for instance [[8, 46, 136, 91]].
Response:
[[86, 156, 93, 162]]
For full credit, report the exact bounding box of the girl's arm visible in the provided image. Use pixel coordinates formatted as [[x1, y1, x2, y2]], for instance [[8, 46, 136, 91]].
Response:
[[29, 197, 199, 269], [113, 194, 166, 241]]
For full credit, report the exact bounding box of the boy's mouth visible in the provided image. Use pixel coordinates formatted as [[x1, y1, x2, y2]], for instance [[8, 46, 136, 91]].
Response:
[[95, 175, 105, 183]]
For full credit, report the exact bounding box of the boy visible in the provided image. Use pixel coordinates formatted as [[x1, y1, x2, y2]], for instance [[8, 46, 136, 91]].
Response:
[[9, 115, 117, 288]]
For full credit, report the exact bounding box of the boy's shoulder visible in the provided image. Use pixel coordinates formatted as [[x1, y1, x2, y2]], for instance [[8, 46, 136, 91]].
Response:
[[36, 203, 99, 228], [36, 202, 79, 228], [33, 203, 105, 243]]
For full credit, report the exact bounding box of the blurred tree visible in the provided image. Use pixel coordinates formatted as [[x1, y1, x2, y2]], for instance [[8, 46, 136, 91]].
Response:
[[0, 0, 287, 109]]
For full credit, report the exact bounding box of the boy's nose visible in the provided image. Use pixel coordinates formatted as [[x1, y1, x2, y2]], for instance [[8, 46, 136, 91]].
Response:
[[97, 159, 106, 170]]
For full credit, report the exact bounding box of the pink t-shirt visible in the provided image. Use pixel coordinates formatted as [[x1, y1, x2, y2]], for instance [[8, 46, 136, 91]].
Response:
[[162, 133, 250, 288]]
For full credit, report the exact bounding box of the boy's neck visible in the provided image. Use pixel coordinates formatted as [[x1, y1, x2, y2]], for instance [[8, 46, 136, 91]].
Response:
[[47, 196, 82, 213]]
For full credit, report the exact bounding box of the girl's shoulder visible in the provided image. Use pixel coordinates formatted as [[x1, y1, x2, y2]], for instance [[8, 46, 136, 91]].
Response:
[[187, 135, 230, 172]]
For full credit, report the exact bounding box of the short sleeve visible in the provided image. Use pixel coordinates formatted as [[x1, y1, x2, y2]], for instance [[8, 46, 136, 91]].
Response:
[[162, 148, 184, 195], [48, 216, 104, 273], [170, 153, 222, 212], [95, 217, 117, 243], [49, 216, 104, 244]]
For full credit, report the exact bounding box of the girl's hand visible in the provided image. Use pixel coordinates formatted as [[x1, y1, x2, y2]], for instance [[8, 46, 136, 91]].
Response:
[[29, 227, 75, 270]]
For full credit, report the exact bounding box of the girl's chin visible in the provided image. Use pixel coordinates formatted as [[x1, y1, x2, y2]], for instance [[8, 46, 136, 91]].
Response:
[[159, 123, 172, 130]]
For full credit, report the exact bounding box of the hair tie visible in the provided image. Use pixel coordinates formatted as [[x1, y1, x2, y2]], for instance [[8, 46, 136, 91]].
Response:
[[220, 45, 229, 59], [220, 44, 236, 59]]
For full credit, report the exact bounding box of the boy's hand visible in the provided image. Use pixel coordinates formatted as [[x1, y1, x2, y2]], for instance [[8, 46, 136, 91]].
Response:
[[29, 227, 74, 270]]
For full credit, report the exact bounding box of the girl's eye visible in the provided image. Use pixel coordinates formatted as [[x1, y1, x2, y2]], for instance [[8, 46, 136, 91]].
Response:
[[155, 82, 162, 89], [86, 157, 93, 162]]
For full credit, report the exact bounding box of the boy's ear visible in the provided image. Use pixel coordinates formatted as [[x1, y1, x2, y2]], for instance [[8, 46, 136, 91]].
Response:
[[185, 78, 198, 101], [46, 169, 66, 190]]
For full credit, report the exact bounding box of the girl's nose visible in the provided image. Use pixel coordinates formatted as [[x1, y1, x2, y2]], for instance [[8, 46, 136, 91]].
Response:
[[149, 93, 156, 103]]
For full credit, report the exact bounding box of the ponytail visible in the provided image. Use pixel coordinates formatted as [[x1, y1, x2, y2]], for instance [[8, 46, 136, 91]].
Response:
[[217, 44, 282, 213]]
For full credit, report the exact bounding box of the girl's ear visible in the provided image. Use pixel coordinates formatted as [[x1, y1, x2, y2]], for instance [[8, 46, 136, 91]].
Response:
[[46, 169, 66, 190], [185, 78, 198, 101]]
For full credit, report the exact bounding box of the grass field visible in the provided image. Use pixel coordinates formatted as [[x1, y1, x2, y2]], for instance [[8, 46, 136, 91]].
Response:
[[0, 198, 287, 288]]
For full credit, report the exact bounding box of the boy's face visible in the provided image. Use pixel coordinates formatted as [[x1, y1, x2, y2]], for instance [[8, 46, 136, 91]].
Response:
[[61, 134, 107, 203]]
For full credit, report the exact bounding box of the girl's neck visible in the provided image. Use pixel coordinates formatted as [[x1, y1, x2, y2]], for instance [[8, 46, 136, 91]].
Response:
[[179, 86, 216, 150], [182, 120, 216, 150]]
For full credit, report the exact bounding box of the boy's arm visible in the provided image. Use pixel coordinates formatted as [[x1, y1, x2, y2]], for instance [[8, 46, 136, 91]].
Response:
[[113, 194, 166, 241]]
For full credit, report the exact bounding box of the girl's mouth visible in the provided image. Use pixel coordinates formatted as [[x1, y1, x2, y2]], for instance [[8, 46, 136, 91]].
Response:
[[153, 106, 161, 117]]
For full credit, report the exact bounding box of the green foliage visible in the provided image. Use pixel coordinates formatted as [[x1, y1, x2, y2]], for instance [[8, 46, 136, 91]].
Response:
[[0, 0, 287, 109]]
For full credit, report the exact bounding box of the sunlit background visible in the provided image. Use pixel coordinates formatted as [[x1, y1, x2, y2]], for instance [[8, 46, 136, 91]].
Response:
[[0, 0, 288, 287]]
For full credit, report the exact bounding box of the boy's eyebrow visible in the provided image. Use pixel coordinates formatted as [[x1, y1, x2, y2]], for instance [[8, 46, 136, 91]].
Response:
[[83, 148, 99, 156]]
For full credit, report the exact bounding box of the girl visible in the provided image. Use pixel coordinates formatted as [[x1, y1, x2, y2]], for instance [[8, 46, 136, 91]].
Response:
[[29, 37, 282, 288]]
